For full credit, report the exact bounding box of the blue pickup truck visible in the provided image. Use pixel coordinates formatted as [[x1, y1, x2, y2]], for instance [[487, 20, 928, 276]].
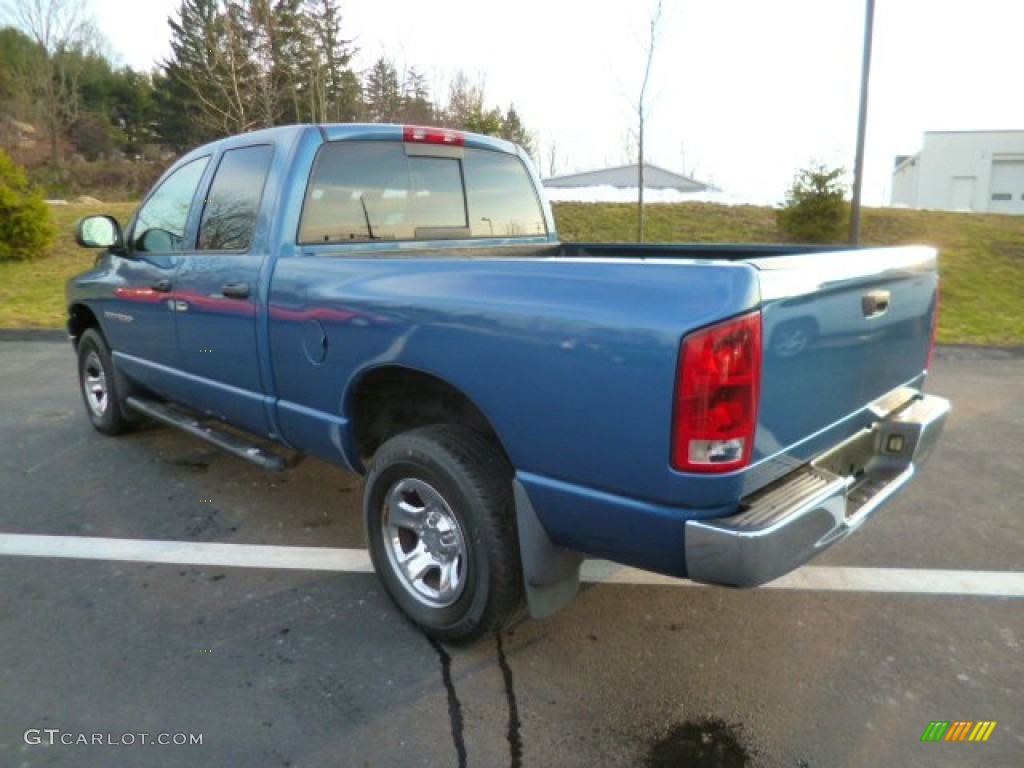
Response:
[[68, 123, 950, 642]]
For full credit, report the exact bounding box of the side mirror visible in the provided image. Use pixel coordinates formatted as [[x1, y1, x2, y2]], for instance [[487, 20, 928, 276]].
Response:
[[75, 215, 124, 250]]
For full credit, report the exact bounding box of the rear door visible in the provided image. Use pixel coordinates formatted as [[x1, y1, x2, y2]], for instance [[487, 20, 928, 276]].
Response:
[[171, 144, 275, 434]]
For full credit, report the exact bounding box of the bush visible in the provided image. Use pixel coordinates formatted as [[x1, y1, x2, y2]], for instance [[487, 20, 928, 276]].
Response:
[[776, 163, 849, 243], [0, 149, 55, 262], [70, 114, 114, 161], [30, 157, 166, 201]]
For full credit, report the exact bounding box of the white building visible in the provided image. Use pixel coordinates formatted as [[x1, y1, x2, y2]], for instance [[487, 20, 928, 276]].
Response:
[[891, 130, 1024, 214], [542, 163, 734, 204], [543, 163, 713, 193]]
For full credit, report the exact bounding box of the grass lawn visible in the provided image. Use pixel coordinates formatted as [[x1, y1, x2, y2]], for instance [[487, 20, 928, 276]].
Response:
[[0, 202, 137, 330], [2, 201, 1022, 346]]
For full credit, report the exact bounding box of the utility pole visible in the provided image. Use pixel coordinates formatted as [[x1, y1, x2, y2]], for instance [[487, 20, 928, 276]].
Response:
[[849, 0, 876, 244]]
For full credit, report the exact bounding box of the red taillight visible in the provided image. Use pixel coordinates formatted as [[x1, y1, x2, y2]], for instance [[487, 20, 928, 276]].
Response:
[[672, 311, 762, 473], [403, 125, 465, 146]]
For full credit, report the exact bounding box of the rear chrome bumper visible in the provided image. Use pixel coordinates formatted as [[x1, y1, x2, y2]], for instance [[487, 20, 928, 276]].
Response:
[[684, 391, 951, 587]]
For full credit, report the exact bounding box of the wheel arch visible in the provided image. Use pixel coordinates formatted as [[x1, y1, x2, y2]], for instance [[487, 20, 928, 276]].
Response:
[[349, 365, 584, 624], [348, 365, 507, 465], [67, 302, 101, 348]]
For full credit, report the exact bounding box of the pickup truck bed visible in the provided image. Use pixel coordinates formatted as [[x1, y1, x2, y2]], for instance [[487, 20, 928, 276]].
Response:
[[67, 123, 949, 642]]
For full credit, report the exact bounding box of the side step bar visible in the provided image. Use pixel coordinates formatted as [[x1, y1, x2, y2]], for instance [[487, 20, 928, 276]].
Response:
[[125, 396, 293, 472]]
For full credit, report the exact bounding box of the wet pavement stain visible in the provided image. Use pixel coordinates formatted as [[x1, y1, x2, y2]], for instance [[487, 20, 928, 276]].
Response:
[[645, 718, 750, 768], [495, 633, 523, 768], [428, 637, 467, 768]]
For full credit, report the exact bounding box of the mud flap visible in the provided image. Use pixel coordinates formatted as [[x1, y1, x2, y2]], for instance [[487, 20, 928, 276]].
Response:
[[513, 479, 584, 619]]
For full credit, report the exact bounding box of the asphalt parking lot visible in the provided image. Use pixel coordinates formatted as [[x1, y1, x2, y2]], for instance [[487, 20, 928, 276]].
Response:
[[1, 337, 1021, 768]]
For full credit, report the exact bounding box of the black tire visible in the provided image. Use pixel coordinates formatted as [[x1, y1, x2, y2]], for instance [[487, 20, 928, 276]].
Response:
[[363, 424, 524, 643], [76, 327, 138, 436]]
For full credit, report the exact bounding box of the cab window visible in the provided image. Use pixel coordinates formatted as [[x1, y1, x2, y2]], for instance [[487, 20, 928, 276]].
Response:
[[298, 142, 546, 244], [132, 156, 210, 252], [198, 145, 275, 251], [464, 150, 546, 238]]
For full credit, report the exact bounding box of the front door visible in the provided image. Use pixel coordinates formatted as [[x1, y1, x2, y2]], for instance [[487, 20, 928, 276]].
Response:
[[109, 155, 211, 400]]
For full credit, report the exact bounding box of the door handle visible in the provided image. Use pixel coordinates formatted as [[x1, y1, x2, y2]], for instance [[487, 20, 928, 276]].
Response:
[[862, 290, 891, 318], [221, 282, 250, 299], [150, 278, 172, 292]]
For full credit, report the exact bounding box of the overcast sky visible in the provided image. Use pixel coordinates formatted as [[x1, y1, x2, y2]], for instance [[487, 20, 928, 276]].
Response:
[[90, 0, 1023, 206]]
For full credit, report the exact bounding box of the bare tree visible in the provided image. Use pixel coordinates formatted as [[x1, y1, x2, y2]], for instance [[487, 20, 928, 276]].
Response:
[[546, 140, 559, 179], [5, 0, 98, 174], [635, 0, 663, 242]]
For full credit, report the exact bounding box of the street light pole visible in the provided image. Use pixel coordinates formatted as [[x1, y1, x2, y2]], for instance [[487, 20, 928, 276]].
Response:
[[849, 0, 876, 244]]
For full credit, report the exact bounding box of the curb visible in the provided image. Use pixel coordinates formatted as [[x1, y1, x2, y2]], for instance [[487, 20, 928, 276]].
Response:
[[935, 344, 1024, 360], [0, 329, 68, 342]]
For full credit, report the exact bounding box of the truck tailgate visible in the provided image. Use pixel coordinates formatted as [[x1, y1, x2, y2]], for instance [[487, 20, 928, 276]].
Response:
[[748, 246, 938, 484]]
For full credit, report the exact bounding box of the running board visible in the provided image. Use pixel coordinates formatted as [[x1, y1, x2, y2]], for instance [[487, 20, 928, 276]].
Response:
[[125, 396, 291, 472]]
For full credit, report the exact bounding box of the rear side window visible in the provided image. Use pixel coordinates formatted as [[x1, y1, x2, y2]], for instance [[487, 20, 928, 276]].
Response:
[[298, 142, 546, 244], [198, 144, 274, 251]]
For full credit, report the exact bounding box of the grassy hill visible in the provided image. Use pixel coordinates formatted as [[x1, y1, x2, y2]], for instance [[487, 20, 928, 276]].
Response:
[[1, 201, 1022, 346]]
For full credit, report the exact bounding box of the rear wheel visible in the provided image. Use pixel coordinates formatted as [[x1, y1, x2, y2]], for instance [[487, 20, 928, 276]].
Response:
[[363, 424, 523, 643], [76, 328, 137, 436]]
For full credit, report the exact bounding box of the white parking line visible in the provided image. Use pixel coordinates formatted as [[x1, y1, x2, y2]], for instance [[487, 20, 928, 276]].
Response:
[[0, 533, 373, 573], [1, 532, 1022, 597], [581, 560, 1024, 596]]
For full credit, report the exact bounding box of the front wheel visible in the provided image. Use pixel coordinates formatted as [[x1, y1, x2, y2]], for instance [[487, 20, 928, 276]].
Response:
[[363, 425, 524, 643], [76, 328, 137, 436]]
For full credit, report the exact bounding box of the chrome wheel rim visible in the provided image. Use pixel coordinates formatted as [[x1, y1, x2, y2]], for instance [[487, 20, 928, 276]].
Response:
[[82, 350, 109, 418], [381, 478, 468, 607]]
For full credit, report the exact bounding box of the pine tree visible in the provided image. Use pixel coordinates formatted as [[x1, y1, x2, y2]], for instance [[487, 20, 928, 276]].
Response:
[[776, 163, 850, 243], [248, 0, 283, 127], [400, 67, 434, 124], [363, 58, 402, 123], [258, 0, 307, 125], [499, 105, 533, 155], [301, 0, 359, 122], [161, 0, 360, 135], [163, 0, 255, 136]]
